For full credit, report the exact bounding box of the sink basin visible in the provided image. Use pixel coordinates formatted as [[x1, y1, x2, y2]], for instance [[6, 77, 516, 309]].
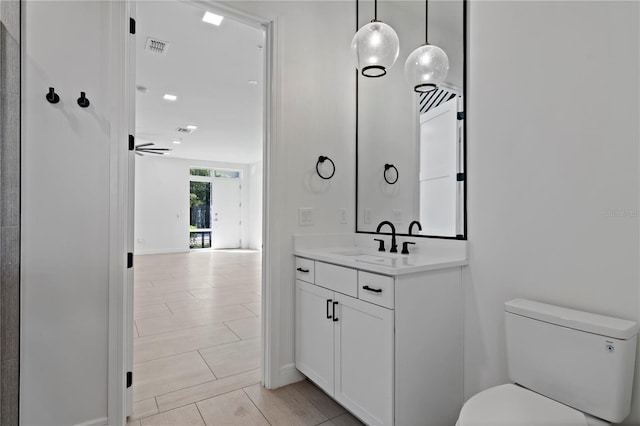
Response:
[[330, 249, 407, 267]]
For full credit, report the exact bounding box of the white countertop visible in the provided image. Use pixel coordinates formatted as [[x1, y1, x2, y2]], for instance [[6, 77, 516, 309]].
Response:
[[293, 234, 468, 276]]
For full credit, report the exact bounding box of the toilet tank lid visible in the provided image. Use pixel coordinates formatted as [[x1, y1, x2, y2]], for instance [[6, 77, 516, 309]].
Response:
[[505, 299, 639, 340]]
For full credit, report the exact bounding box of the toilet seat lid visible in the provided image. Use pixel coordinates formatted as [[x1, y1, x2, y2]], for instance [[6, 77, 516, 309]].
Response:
[[458, 384, 588, 426]]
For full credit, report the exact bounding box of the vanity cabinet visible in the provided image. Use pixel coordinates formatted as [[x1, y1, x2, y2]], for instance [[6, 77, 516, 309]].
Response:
[[295, 256, 463, 426], [295, 259, 394, 426]]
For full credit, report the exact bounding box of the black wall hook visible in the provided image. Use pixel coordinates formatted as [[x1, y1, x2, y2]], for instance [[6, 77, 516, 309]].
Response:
[[384, 164, 399, 184], [316, 156, 336, 180], [77, 92, 90, 108], [46, 87, 60, 104]]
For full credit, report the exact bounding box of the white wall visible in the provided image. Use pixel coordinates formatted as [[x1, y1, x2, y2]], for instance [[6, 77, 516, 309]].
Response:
[[465, 1, 640, 424], [134, 155, 256, 254], [21, 1, 111, 424], [247, 160, 263, 250], [221, 0, 356, 383]]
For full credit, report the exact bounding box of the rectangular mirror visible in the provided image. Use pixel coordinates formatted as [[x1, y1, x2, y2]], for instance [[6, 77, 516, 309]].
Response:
[[356, 0, 466, 238]]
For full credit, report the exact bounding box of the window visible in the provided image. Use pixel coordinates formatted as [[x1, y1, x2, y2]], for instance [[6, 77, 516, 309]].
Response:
[[190, 168, 211, 177]]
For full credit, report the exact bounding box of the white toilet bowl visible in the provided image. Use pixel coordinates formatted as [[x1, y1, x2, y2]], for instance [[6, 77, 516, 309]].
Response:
[[457, 384, 610, 426]]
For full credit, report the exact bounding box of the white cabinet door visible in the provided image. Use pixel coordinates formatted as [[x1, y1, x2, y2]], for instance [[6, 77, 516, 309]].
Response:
[[334, 294, 394, 426], [295, 279, 336, 396]]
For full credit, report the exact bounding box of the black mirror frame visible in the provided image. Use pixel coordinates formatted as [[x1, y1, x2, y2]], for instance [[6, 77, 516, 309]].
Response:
[[355, 0, 468, 240]]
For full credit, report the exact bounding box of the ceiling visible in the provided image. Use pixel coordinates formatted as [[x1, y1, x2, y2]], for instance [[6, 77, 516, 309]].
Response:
[[136, 1, 264, 164]]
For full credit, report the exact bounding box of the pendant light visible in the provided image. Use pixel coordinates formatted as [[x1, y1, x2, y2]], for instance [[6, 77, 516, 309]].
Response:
[[404, 0, 449, 92], [351, 0, 400, 78]]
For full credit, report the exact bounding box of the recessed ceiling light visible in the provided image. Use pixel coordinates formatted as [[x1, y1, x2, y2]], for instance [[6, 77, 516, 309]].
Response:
[[172, 140, 181, 144], [186, 125, 198, 130], [248, 80, 258, 85], [202, 11, 224, 26], [163, 93, 177, 101]]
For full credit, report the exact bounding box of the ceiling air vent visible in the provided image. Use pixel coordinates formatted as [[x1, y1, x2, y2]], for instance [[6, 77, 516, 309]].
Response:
[[176, 127, 195, 134], [145, 37, 170, 55]]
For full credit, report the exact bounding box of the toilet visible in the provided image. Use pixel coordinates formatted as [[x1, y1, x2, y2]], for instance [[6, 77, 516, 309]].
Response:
[[458, 299, 639, 425]]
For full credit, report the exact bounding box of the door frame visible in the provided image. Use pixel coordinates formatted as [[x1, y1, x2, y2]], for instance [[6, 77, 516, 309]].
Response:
[[107, 1, 280, 423]]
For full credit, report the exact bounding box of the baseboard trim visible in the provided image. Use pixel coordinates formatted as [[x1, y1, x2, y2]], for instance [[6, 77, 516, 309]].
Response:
[[279, 363, 304, 387], [134, 248, 189, 255], [74, 417, 108, 426]]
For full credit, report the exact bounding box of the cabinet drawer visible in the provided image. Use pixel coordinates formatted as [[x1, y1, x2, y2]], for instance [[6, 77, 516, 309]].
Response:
[[315, 262, 357, 297], [358, 272, 394, 309], [295, 258, 315, 283]]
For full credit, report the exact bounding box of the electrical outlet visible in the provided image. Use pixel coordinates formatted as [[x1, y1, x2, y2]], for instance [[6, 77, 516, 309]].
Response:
[[364, 208, 371, 224], [392, 209, 403, 223], [339, 208, 348, 224], [299, 208, 313, 226]]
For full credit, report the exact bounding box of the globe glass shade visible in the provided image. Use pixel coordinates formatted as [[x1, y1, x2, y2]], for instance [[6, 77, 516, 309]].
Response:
[[351, 21, 400, 77], [404, 44, 449, 92]]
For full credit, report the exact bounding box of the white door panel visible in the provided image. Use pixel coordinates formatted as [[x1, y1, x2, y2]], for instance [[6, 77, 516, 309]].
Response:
[[419, 98, 459, 237], [212, 179, 241, 249]]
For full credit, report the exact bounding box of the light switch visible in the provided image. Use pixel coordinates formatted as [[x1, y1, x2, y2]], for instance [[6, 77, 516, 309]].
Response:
[[339, 208, 348, 224], [364, 208, 371, 224], [299, 208, 313, 226], [392, 209, 403, 223]]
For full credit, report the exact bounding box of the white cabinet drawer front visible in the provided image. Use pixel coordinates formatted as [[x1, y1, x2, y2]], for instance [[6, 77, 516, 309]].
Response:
[[358, 271, 394, 309], [315, 262, 357, 297], [295, 258, 315, 283]]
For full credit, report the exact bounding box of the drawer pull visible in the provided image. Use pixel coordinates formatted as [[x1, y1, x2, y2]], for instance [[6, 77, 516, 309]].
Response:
[[333, 301, 339, 322], [326, 299, 333, 319], [296, 267, 310, 273], [363, 285, 382, 293]]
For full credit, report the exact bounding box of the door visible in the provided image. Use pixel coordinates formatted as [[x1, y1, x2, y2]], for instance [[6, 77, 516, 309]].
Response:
[[295, 280, 335, 396], [125, 0, 137, 416], [211, 179, 241, 249], [334, 294, 394, 426], [419, 97, 460, 237]]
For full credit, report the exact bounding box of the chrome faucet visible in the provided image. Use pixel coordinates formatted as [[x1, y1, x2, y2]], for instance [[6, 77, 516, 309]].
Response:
[[376, 221, 398, 253], [408, 220, 422, 235]]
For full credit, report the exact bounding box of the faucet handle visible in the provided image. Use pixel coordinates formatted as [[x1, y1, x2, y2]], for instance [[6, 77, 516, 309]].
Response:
[[401, 241, 415, 255], [373, 238, 386, 252]]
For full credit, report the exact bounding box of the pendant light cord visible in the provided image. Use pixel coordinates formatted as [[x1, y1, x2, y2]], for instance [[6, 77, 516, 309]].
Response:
[[425, 0, 428, 44], [374, 0, 378, 21]]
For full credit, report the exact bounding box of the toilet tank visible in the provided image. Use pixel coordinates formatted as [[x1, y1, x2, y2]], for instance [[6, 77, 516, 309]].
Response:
[[505, 299, 639, 423]]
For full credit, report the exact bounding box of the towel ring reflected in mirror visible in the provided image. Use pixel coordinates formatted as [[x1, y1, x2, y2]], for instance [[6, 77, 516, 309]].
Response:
[[384, 164, 399, 184]]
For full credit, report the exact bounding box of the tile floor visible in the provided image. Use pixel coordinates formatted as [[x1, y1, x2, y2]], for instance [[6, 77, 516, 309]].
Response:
[[130, 250, 363, 426]]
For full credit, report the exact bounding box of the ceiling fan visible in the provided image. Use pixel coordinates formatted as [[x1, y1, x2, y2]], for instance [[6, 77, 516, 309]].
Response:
[[135, 142, 172, 156]]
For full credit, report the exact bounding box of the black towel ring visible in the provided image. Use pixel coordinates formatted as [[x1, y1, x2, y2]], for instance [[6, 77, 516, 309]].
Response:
[[384, 164, 399, 185], [316, 156, 336, 180]]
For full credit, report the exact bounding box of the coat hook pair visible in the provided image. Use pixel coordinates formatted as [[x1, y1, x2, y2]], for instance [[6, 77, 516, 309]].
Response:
[[46, 87, 90, 108]]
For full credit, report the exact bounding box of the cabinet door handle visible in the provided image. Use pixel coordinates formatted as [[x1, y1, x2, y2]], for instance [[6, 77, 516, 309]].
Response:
[[326, 299, 333, 319], [332, 301, 339, 322], [363, 285, 382, 293], [296, 267, 309, 273]]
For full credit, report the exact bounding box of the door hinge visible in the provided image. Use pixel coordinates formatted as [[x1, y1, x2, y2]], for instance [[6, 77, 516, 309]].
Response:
[[127, 252, 133, 269], [126, 371, 133, 388], [129, 18, 136, 35], [456, 172, 466, 182], [128, 135, 135, 151], [457, 111, 465, 120]]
